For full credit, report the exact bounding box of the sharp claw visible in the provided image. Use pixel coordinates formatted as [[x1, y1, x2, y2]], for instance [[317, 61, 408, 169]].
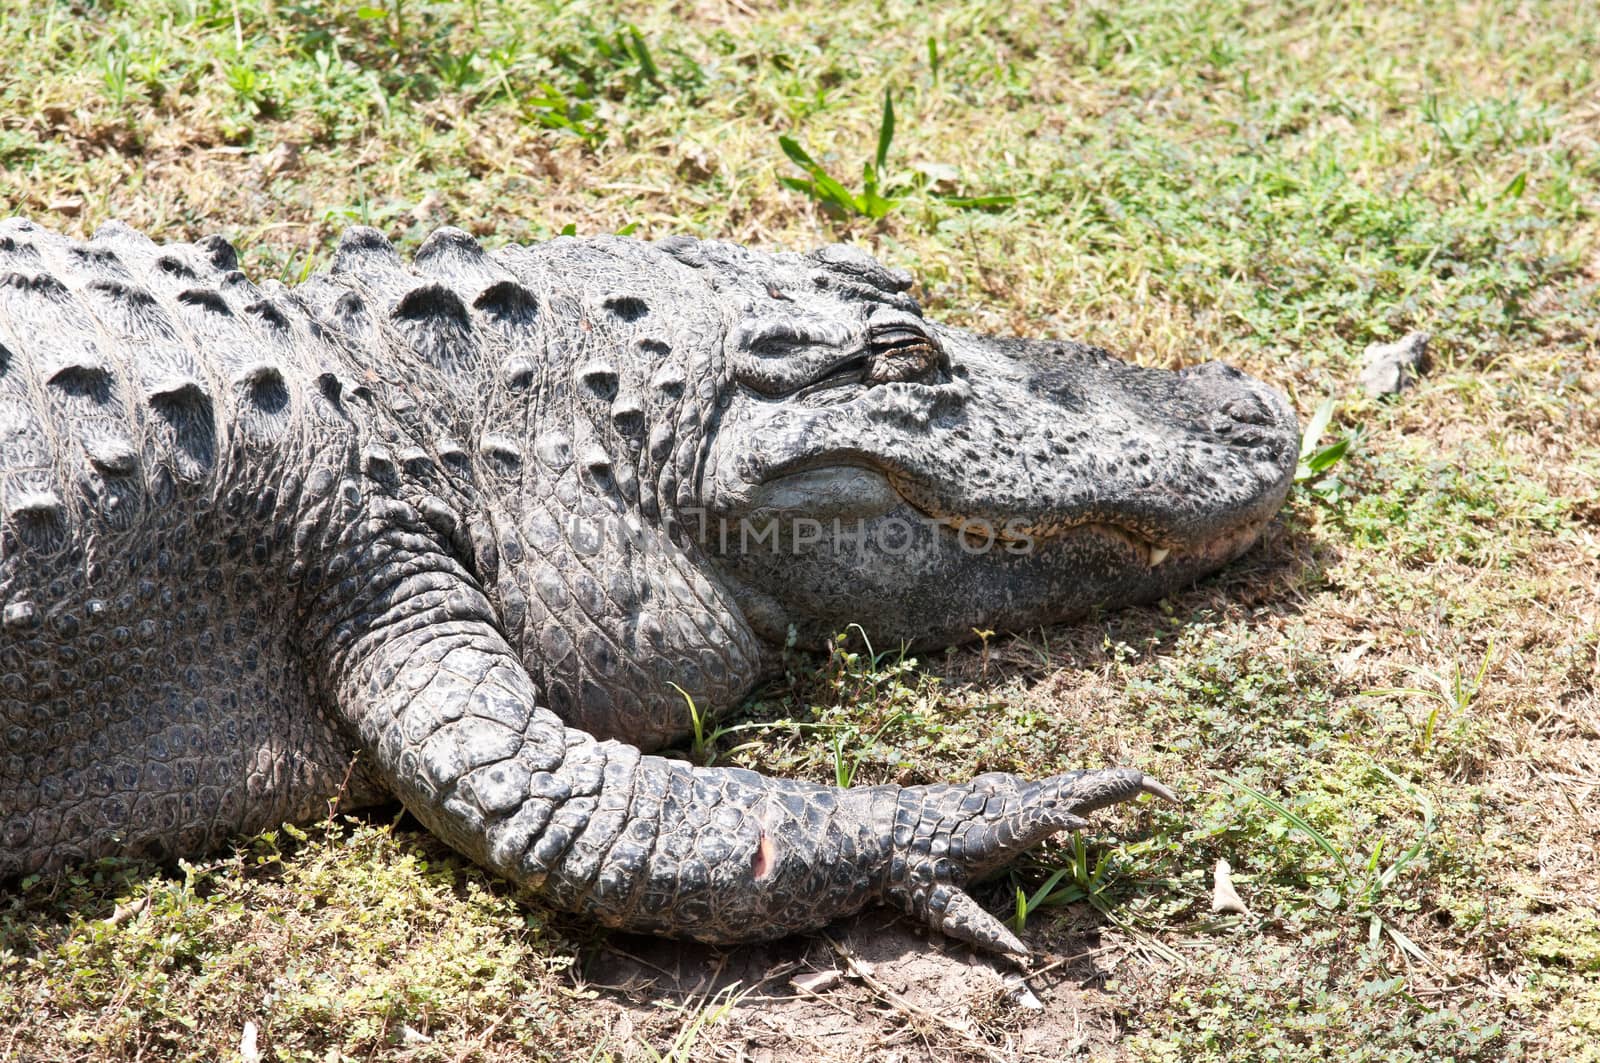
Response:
[[929, 888, 1030, 960], [1140, 776, 1180, 804], [1054, 812, 1091, 833], [1056, 766, 1178, 813], [890, 767, 1175, 957]]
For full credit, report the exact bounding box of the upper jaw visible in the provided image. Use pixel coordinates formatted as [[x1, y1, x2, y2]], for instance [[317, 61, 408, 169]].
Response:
[[877, 401, 1299, 558], [910, 327, 1295, 499]]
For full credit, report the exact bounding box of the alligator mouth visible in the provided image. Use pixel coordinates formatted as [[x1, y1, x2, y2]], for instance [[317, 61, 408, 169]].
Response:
[[729, 460, 1278, 572], [1067, 514, 1274, 569], [894, 484, 1275, 572]]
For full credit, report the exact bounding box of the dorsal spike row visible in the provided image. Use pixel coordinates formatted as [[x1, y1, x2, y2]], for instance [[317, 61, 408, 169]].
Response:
[[194, 234, 238, 272], [46, 361, 112, 392], [239, 369, 291, 422], [177, 288, 232, 315], [362, 445, 397, 479], [2, 271, 67, 297], [435, 437, 471, 466], [416, 226, 484, 256], [330, 226, 403, 281], [398, 446, 434, 474], [501, 355, 537, 390], [155, 254, 197, 281], [392, 283, 470, 327], [391, 283, 478, 377], [316, 372, 344, 407], [577, 361, 618, 400], [92, 220, 158, 253], [244, 299, 291, 331], [232, 362, 286, 389], [650, 364, 686, 397], [85, 278, 158, 312], [473, 279, 539, 324], [322, 288, 374, 342], [85, 439, 140, 475], [0, 235, 44, 265], [414, 227, 491, 280], [479, 434, 524, 472], [68, 245, 132, 280], [611, 394, 646, 438], [146, 381, 217, 479], [146, 376, 207, 404], [10, 489, 63, 518], [332, 289, 367, 319], [602, 294, 649, 322]]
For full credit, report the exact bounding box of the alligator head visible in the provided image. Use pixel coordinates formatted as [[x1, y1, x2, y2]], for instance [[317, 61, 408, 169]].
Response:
[[333, 230, 1299, 746], [666, 239, 1300, 649]]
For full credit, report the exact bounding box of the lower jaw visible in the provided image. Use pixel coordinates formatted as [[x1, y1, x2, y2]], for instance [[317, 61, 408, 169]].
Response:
[[723, 508, 1277, 657]]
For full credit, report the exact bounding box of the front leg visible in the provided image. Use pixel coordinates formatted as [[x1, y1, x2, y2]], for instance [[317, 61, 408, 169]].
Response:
[[326, 554, 1166, 952]]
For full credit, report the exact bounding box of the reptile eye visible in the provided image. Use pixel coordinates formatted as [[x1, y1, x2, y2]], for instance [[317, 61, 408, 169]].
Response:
[[866, 324, 945, 385], [802, 354, 871, 394]]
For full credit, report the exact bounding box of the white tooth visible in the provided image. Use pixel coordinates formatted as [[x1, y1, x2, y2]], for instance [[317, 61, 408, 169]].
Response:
[[1148, 546, 1170, 566]]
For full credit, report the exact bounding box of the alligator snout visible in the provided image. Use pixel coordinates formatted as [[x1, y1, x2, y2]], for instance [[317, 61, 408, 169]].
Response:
[[1181, 360, 1295, 430]]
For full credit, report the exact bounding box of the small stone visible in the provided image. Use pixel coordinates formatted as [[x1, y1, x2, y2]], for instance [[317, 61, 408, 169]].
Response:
[[790, 968, 842, 994], [677, 141, 717, 183], [239, 1020, 261, 1063], [1211, 858, 1250, 916], [259, 141, 300, 178], [1003, 970, 1046, 1010], [1360, 331, 1430, 397]]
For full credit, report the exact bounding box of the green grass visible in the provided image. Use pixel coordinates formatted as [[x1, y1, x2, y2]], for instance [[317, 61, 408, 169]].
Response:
[[0, 820, 605, 1060], [2, 0, 1598, 1059]]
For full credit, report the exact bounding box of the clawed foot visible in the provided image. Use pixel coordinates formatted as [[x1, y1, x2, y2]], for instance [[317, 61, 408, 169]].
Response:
[[882, 767, 1176, 959]]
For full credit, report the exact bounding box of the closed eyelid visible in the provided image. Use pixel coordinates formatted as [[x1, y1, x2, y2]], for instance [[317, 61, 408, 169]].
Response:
[[736, 316, 854, 356]]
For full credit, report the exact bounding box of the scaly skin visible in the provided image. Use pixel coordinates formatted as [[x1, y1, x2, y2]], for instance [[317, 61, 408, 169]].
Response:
[[0, 219, 1294, 956]]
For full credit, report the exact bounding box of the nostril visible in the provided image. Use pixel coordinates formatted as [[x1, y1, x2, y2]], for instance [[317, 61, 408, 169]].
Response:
[[1183, 360, 1246, 381], [1221, 395, 1275, 426]]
